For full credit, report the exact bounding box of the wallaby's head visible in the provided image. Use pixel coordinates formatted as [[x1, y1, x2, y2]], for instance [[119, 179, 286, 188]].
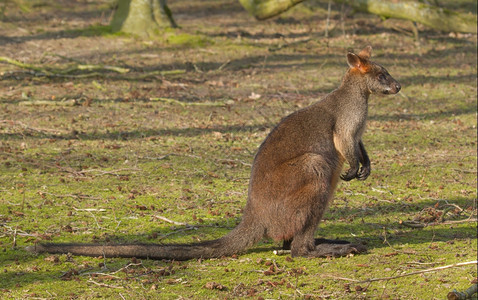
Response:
[[346, 46, 401, 95]]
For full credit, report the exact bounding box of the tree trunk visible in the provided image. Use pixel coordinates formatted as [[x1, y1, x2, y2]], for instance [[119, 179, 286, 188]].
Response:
[[238, 0, 477, 33], [111, 0, 177, 37], [334, 0, 476, 33], [238, 0, 306, 20]]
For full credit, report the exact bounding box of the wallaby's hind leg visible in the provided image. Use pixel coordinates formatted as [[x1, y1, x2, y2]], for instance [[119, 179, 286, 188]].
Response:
[[289, 223, 317, 257], [286, 192, 366, 258], [282, 239, 292, 250]]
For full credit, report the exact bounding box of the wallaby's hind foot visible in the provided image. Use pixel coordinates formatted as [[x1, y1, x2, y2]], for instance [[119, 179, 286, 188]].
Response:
[[284, 238, 366, 257], [311, 242, 366, 258], [282, 238, 351, 250], [314, 238, 353, 245]]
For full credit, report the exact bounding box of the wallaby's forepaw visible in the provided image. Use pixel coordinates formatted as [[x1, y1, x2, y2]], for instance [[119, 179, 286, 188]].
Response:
[[357, 165, 370, 181], [340, 167, 359, 181]]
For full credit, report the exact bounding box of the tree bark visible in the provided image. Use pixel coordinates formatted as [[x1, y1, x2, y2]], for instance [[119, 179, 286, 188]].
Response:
[[111, 0, 177, 37], [238, 0, 477, 33], [334, 0, 477, 33], [238, 0, 306, 20]]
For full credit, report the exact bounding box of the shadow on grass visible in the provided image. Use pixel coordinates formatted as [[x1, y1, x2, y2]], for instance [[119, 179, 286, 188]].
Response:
[[0, 25, 117, 46], [1, 93, 475, 142], [369, 100, 477, 122], [0, 123, 273, 142], [2, 196, 475, 290]]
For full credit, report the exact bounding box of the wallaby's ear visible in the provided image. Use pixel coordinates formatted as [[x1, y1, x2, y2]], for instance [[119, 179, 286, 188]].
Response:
[[347, 52, 369, 73], [347, 52, 361, 68], [358, 45, 372, 60]]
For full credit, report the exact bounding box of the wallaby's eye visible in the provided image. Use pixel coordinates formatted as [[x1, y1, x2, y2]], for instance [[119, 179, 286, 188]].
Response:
[[378, 74, 386, 81]]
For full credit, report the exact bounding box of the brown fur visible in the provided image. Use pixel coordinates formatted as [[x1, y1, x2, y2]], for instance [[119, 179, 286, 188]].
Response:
[[26, 46, 401, 260]]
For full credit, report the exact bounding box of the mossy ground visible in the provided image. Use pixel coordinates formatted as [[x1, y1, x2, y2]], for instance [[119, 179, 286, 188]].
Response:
[[0, 0, 477, 299]]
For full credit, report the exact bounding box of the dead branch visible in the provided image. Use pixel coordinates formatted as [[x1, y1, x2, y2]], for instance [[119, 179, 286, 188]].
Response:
[[0, 56, 54, 75], [453, 168, 477, 174], [76, 168, 141, 177], [18, 99, 78, 106], [81, 263, 143, 277], [0, 119, 68, 135], [399, 218, 477, 228], [87, 279, 124, 289], [153, 215, 188, 226], [239, 0, 477, 33], [41, 192, 102, 201], [0, 56, 128, 75], [150, 97, 232, 107], [73, 207, 107, 212], [0, 55, 185, 79], [326, 261, 477, 284]]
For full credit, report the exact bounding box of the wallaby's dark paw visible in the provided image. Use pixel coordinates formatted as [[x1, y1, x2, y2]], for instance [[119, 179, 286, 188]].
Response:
[[340, 167, 358, 181], [357, 165, 370, 181]]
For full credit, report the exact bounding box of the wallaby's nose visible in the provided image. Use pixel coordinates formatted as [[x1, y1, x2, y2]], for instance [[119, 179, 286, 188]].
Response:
[[395, 82, 401, 92]]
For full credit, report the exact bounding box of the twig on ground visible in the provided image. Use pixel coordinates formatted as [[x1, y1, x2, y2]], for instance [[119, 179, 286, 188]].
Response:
[[1, 55, 185, 79], [217, 59, 231, 71], [0, 56, 53, 75], [75, 168, 141, 177], [87, 279, 124, 289], [18, 99, 78, 106], [452, 168, 476, 174], [0, 119, 68, 135], [0, 56, 129, 75], [73, 207, 107, 212], [81, 263, 143, 277], [12, 226, 17, 249], [150, 97, 230, 107], [268, 38, 312, 52], [42, 192, 102, 201], [1, 225, 36, 238], [325, 261, 477, 284], [153, 215, 188, 226], [139, 154, 175, 160], [399, 218, 477, 228], [87, 211, 103, 230], [83, 272, 122, 280]]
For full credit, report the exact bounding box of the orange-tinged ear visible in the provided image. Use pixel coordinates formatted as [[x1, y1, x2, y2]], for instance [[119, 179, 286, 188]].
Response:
[[358, 45, 372, 60], [347, 52, 370, 73]]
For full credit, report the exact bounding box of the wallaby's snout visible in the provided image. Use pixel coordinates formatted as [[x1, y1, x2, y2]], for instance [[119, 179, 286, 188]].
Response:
[[372, 67, 401, 95], [384, 70, 401, 94], [393, 81, 401, 93], [386, 79, 401, 94]]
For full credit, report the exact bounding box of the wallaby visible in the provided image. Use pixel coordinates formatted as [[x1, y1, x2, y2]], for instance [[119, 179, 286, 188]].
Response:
[[27, 46, 401, 260]]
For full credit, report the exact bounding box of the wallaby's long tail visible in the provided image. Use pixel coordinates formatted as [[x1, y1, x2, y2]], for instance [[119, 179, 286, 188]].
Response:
[[26, 221, 264, 260]]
